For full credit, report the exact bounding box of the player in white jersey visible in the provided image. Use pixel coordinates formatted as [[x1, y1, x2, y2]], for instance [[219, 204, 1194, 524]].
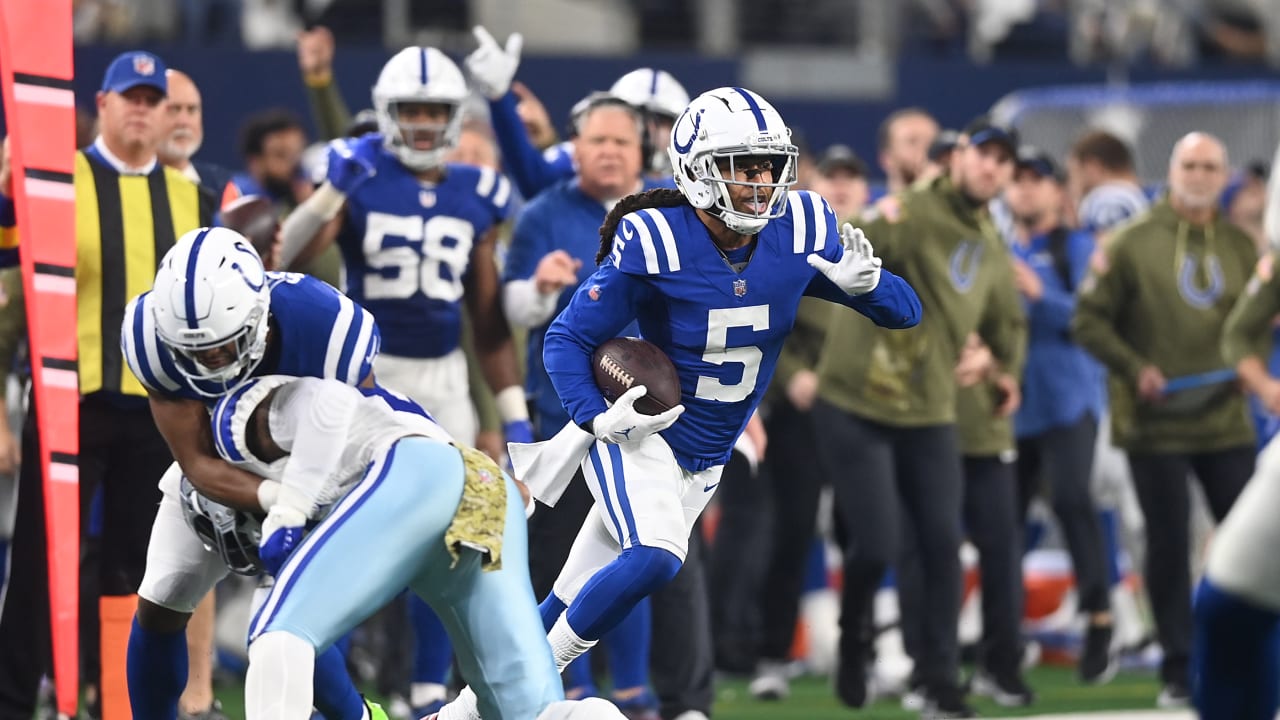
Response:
[[122, 227, 382, 720], [210, 375, 624, 720]]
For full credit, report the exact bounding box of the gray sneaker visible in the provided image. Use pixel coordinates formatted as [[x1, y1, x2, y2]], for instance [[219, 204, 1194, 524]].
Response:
[[749, 659, 792, 700]]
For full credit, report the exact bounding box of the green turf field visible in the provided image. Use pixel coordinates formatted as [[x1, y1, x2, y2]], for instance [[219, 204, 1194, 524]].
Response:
[[212, 665, 1169, 719], [708, 667, 1165, 718]]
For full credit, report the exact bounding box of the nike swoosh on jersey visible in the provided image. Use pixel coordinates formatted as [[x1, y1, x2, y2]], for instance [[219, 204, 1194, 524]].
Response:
[[703, 481, 720, 493]]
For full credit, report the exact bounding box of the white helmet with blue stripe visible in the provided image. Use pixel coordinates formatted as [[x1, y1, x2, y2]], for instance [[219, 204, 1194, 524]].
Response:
[[373, 46, 468, 172], [668, 87, 798, 234], [151, 226, 270, 397], [609, 68, 689, 121]]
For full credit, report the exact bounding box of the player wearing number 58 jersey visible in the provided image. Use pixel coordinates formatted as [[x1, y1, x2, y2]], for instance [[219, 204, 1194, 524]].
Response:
[[280, 46, 530, 449], [431, 86, 921, 720], [279, 46, 530, 716]]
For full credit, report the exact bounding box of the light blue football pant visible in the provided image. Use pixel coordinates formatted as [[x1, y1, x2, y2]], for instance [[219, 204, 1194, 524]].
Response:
[[248, 437, 563, 719]]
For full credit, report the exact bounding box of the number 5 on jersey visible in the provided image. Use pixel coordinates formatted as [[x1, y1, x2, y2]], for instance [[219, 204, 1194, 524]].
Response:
[[362, 211, 474, 302], [695, 305, 769, 402]]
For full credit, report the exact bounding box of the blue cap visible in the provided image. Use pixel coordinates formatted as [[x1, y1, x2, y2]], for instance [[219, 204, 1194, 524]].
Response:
[[1015, 145, 1063, 182], [962, 116, 1018, 155], [101, 51, 167, 95]]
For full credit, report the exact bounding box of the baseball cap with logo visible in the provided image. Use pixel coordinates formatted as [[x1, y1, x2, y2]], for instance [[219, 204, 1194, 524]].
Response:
[[962, 115, 1018, 155], [101, 51, 167, 95], [817, 144, 867, 177], [928, 129, 961, 162], [1015, 145, 1064, 182]]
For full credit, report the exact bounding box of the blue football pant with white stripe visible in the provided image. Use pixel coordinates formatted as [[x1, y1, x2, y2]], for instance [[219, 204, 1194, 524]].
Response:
[[247, 437, 563, 720]]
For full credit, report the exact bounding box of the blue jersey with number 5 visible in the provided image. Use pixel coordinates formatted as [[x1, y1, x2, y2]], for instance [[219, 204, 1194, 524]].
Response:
[[335, 135, 511, 358], [543, 191, 921, 471]]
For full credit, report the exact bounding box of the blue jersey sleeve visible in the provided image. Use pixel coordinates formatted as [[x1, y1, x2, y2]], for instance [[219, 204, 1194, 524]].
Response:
[[608, 210, 683, 276], [1030, 229, 1096, 331], [543, 263, 654, 426], [270, 274, 381, 385], [795, 190, 920, 327], [455, 163, 514, 225], [489, 91, 575, 200], [803, 267, 921, 329], [503, 194, 554, 282], [320, 288, 381, 385]]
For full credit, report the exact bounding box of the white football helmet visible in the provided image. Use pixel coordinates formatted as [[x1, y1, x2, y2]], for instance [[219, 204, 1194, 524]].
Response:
[[668, 87, 798, 234], [610, 68, 690, 121], [373, 46, 468, 172], [151, 227, 270, 396], [611, 68, 689, 173]]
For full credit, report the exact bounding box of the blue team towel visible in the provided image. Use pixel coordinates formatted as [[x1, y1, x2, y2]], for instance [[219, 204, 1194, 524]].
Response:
[[1159, 368, 1239, 414], [1162, 368, 1238, 393]]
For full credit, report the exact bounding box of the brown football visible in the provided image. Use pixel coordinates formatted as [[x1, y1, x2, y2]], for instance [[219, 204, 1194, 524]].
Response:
[[220, 195, 280, 267], [591, 337, 681, 416]]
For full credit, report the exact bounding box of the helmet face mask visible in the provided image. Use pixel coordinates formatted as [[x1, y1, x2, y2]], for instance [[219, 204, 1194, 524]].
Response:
[[668, 88, 799, 234], [151, 227, 271, 398], [179, 475, 263, 575], [159, 305, 269, 394], [373, 47, 468, 172]]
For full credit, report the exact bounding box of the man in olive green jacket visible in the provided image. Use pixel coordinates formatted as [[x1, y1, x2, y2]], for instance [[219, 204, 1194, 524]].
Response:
[[1072, 132, 1256, 708], [813, 117, 1025, 717]]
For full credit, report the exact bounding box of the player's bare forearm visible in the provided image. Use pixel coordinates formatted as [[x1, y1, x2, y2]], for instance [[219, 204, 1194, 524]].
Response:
[[149, 393, 265, 511], [1237, 355, 1274, 396], [466, 228, 521, 391]]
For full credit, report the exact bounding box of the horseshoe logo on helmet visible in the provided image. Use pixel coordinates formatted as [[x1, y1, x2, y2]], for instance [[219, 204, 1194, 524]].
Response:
[[672, 108, 704, 155], [230, 240, 265, 292]]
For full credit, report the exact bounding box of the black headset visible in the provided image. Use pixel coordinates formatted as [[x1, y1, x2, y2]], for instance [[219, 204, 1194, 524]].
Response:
[[566, 91, 656, 174]]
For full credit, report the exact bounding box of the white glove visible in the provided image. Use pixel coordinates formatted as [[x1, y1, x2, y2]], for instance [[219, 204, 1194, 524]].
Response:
[[466, 26, 523, 100], [807, 223, 882, 295], [591, 386, 684, 445]]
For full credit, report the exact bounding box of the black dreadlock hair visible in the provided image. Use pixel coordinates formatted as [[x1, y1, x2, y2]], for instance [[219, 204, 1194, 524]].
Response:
[[595, 188, 689, 265]]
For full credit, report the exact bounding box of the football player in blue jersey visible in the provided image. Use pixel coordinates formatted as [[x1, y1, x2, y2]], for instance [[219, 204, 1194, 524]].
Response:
[[279, 46, 528, 450], [122, 227, 385, 720], [278, 46, 531, 715], [465, 25, 689, 199], [434, 87, 922, 720]]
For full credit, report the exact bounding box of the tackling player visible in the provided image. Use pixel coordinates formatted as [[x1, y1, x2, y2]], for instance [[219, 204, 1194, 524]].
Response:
[[122, 227, 382, 720]]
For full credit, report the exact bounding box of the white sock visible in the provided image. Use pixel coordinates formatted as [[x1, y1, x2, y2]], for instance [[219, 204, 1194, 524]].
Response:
[[436, 687, 480, 720], [246, 631, 316, 720], [547, 613, 597, 673], [536, 698, 627, 720]]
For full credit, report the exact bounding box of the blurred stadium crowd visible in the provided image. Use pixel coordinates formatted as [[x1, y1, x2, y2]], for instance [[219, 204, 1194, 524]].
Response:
[[4, 1, 1280, 719]]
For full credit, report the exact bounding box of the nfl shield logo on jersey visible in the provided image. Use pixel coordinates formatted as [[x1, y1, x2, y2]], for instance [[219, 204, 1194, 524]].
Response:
[[733, 278, 747, 297]]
